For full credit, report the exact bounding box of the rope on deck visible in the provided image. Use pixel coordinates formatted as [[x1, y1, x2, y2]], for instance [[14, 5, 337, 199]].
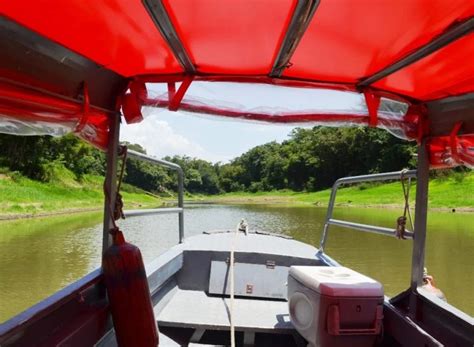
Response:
[[230, 219, 248, 347], [229, 222, 238, 347]]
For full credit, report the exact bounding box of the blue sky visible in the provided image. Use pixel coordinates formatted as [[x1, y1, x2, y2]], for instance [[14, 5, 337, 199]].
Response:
[[120, 82, 364, 163]]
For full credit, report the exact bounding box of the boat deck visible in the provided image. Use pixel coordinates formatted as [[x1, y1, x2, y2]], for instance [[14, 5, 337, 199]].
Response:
[[98, 232, 326, 346], [157, 289, 292, 333], [174, 230, 319, 258], [150, 232, 323, 345]]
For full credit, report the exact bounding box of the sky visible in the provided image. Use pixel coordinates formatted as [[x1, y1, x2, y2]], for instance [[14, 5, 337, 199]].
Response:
[[120, 82, 364, 163], [120, 110, 296, 163]]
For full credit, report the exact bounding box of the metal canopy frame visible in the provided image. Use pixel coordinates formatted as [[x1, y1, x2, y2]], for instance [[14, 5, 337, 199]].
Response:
[[127, 149, 185, 243], [357, 16, 474, 88], [102, 145, 185, 251], [409, 140, 430, 316], [270, 0, 320, 77], [0, 5, 473, 346], [1, 5, 473, 118], [143, 0, 196, 73], [138, 2, 474, 106], [2, 11, 474, 148]]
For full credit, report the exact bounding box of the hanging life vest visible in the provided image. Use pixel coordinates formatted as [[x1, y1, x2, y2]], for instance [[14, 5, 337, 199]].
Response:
[[103, 227, 159, 347]]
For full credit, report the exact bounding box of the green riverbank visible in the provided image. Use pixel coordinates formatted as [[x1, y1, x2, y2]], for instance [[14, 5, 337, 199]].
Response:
[[1, 171, 472, 219], [189, 173, 474, 211], [0, 173, 161, 219]]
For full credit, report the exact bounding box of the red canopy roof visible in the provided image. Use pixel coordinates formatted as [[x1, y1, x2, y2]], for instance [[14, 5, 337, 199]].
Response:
[[0, 1, 473, 167], [2, 0, 473, 100]]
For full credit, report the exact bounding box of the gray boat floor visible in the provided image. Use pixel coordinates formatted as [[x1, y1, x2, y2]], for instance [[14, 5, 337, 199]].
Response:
[[172, 232, 318, 258], [157, 289, 292, 333]]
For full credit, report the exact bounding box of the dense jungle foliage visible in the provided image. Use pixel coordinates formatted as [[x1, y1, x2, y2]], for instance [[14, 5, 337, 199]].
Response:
[[0, 127, 419, 194]]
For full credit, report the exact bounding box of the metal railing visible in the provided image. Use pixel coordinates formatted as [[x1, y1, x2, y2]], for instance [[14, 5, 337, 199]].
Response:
[[125, 150, 185, 243], [318, 170, 417, 253]]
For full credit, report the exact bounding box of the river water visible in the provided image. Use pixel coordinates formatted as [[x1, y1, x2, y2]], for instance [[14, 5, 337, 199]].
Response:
[[0, 204, 473, 322]]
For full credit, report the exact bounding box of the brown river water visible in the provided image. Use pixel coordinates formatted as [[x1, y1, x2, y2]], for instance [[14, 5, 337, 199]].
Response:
[[0, 204, 473, 322]]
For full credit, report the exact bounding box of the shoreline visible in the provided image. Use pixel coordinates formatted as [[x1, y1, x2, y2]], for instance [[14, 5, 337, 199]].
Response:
[[3, 199, 470, 222], [186, 198, 474, 213], [0, 202, 163, 222], [0, 207, 102, 221], [186, 176, 474, 212], [2, 172, 472, 220]]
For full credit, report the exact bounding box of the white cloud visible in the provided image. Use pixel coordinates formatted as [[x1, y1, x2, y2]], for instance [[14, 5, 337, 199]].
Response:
[[120, 117, 231, 163]]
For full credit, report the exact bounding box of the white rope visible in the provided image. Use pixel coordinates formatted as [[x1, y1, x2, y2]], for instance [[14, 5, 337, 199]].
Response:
[[406, 177, 414, 231], [401, 170, 414, 231], [229, 222, 240, 347]]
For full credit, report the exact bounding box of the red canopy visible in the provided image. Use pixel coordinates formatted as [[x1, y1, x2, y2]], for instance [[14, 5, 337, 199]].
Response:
[[0, 0, 473, 167]]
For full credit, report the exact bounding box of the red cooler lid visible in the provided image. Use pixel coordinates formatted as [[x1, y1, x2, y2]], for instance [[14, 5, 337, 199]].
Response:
[[289, 266, 383, 297]]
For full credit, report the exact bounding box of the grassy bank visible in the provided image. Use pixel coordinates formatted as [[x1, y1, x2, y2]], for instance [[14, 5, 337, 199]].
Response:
[[0, 172, 161, 219], [189, 172, 474, 210], [1, 170, 472, 218]]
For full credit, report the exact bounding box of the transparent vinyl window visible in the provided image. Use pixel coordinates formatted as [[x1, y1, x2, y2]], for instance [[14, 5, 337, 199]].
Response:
[[144, 81, 412, 139]]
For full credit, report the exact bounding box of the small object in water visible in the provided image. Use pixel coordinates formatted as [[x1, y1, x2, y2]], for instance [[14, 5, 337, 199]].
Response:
[[422, 267, 447, 302]]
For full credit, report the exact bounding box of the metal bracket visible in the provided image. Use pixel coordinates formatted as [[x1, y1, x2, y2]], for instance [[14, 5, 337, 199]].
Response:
[[266, 260, 276, 269], [189, 329, 205, 343], [243, 331, 256, 347], [225, 257, 235, 265]]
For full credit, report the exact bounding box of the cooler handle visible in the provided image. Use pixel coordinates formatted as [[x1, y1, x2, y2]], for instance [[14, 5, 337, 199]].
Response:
[[327, 304, 383, 336]]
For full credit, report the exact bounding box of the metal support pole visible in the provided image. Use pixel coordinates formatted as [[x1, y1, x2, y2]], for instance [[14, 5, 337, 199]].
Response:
[[327, 219, 414, 239], [319, 183, 338, 253], [101, 113, 121, 257], [410, 139, 430, 315], [177, 169, 184, 243], [127, 150, 185, 243], [124, 207, 183, 218], [318, 170, 417, 253]]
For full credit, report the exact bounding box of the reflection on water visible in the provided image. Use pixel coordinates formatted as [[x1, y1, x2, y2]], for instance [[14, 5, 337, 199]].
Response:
[[0, 205, 473, 322]]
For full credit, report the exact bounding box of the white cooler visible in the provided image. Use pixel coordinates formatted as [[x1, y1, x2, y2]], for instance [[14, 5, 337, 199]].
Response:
[[288, 266, 384, 347]]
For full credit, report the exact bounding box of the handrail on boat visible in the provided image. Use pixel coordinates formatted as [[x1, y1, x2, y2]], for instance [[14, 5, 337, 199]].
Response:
[[126, 150, 185, 243], [318, 170, 417, 253]]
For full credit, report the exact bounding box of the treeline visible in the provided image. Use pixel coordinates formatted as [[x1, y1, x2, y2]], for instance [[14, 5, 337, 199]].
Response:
[[0, 127, 416, 194], [0, 134, 105, 181], [124, 143, 221, 195], [124, 127, 416, 194], [218, 127, 416, 192]]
